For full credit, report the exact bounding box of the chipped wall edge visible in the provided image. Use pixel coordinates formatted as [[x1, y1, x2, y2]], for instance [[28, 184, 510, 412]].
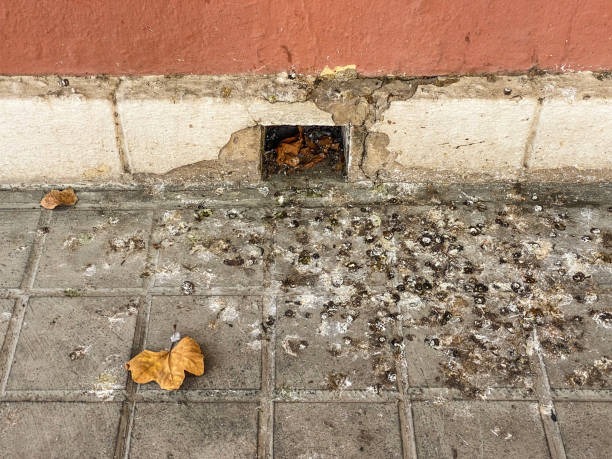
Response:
[[0, 72, 610, 187]]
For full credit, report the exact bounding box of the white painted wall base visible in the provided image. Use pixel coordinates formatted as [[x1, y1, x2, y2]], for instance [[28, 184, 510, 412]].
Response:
[[0, 73, 609, 185]]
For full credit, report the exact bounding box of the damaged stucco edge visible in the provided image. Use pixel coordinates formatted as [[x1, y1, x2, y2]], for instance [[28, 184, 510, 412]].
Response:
[[361, 73, 612, 183], [0, 72, 611, 187]]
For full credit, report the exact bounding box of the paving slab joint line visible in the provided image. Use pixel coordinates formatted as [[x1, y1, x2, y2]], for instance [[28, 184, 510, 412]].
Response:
[[0, 211, 50, 396], [21, 210, 52, 291], [26, 287, 147, 298], [2, 386, 609, 404], [398, 400, 418, 459], [0, 296, 29, 396], [0, 389, 127, 402], [257, 230, 276, 459], [533, 329, 568, 459], [394, 300, 418, 459], [257, 296, 275, 458], [113, 208, 159, 459], [551, 389, 612, 402], [0, 288, 24, 299], [119, 402, 137, 459], [271, 389, 400, 403], [8, 387, 610, 404]]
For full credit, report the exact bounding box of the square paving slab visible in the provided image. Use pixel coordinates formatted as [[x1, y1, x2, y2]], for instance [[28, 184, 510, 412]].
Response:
[[412, 401, 550, 458], [555, 401, 612, 459], [153, 208, 268, 290], [7, 296, 139, 391], [275, 293, 401, 390], [0, 402, 121, 458], [35, 210, 152, 289], [144, 295, 262, 390], [274, 402, 402, 458], [129, 402, 258, 459], [0, 211, 39, 288]]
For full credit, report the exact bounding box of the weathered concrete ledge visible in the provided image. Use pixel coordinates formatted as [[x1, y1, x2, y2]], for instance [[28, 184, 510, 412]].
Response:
[[0, 72, 610, 186]]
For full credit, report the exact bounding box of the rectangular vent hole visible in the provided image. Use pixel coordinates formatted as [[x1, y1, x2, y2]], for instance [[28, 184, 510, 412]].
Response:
[[262, 125, 348, 180]]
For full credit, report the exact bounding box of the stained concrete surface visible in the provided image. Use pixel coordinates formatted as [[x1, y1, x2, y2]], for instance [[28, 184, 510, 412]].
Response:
[[0, 181, 609, 458], [144, 296, 262, 390]]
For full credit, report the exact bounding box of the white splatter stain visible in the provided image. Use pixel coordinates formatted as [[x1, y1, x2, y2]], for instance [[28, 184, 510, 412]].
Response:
[[91, 370, 122, 400], [592, 311, 612, 329], [108, 306, 137, 328], [220, 305, 239, 322], [207, 298, 223, 313], [245, 321, 263, 350], [155, 262, 181, 279]]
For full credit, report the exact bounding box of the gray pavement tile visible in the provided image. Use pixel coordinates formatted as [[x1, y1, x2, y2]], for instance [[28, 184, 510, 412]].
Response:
[[402, 293, 536, 396], [153, 208, 267, 289], [0, 299, 14, 347], [35, 210, 152, 288], [7, 297, 139, 391], [0, 402, 121, 458], [274, 402, 402, 458], [0, 211, 39, 288], [275, 293, 401, 390], [271, 207, 396, 291], [555, 401, 612, 459], [144, 296, 262, 390], [129, 402, 258, 459], [541, 294, 611, 390], [412, 401, 549, 459]]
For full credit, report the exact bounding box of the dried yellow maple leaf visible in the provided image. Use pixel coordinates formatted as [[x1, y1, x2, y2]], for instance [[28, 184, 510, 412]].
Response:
[[40, 188, 78, 209], [125, 336, 204, 390]]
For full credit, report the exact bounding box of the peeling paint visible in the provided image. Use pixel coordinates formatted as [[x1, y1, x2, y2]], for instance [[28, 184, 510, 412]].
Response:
[[320, 65, 357, 77]]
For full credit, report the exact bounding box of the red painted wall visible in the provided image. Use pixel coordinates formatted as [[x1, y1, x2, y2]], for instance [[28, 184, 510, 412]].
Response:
[[1, 0, 610, 76]]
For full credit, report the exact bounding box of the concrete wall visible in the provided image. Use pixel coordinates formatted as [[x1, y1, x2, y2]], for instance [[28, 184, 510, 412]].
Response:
[[1, 1, 610, 76], [1, 72, 610, 186]]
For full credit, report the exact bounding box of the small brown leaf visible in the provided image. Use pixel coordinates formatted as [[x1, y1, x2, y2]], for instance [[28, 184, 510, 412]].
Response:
[[125, 336, 205, 390], [40, 188, 78, 209]]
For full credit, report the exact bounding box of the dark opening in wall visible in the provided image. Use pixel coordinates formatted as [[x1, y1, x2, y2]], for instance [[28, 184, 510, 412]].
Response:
[[262, 125, 348, 180]]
